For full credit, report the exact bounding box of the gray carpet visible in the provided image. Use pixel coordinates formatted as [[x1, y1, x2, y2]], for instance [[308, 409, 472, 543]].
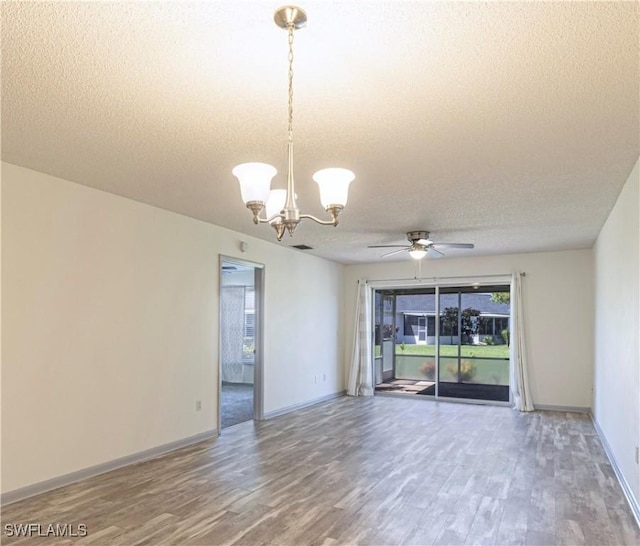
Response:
[[221, 382, 254, 428]]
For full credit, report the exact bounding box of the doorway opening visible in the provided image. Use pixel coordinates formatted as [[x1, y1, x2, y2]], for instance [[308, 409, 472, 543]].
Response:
[[219, 258, 264, 429], [374, 285, 511, 402]]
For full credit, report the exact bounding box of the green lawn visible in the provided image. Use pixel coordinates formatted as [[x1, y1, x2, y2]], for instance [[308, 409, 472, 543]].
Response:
[[398, 344, 508, 358], [375, 343, 509, 359]]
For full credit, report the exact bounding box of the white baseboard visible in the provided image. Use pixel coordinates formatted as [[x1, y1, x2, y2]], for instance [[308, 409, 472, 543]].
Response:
[[263, 390, 346, 419], [591, 415, 640, 529], [534, 404, 590, 413], [1, 428, 218, 507]]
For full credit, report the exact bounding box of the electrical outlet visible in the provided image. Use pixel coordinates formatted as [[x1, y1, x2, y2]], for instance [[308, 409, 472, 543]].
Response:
[[323, 373, 326, 382], [195, 400, 202, 411], [635, 446, 639, 465], [314, 375, 317, 384]]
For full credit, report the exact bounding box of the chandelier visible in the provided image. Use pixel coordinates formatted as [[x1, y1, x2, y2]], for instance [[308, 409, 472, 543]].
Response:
[[232, 6, 355, 241]]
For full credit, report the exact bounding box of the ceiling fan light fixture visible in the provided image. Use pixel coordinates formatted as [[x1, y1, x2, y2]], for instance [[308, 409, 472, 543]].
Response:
[[408, 246, 428, 260], [369, 230, 474, 260]]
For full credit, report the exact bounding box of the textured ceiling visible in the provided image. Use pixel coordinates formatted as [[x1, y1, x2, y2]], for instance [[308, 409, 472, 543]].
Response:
[[2, 1, 638, 264]]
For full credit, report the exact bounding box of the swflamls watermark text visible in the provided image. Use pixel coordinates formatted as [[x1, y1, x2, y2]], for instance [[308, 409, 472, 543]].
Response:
[[4, 523, 88, 538]]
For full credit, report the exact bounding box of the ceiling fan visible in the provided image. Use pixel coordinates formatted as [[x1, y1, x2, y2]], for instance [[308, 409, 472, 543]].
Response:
[[368, 231, 474, 260]]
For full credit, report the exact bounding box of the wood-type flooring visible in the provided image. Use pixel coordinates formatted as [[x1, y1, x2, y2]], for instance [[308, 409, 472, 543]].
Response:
[[2, 396, 639, 545]]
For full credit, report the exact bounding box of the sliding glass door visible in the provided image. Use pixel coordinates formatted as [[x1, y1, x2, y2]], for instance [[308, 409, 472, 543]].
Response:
[[373, 293, 396, 384], [437, 286, 510, 401], [373, 284, 510, 402], [374, 289, 437, 395]]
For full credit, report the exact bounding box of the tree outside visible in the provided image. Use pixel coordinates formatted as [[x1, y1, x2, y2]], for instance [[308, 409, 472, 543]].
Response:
[[441, 307, 459, 344], [490, 292, 510, 305]]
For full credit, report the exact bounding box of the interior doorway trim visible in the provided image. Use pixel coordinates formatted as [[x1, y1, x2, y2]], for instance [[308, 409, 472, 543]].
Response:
[[218, 255, 265, 433]]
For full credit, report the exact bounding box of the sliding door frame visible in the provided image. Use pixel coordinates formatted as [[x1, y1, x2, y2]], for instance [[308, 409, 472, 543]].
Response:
[[380, 293, 396, 382], [370, 276, 512, 406], [435, 285, 440, 398]]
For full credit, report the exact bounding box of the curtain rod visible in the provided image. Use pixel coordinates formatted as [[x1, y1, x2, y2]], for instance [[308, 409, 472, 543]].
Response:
[[360, 272, 525, 284]]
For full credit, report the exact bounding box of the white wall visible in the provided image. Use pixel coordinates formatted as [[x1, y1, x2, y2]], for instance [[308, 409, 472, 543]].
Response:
[[593, 158, 639, 503], [1, 162, 344, 493], [343, 249, 594, 408]]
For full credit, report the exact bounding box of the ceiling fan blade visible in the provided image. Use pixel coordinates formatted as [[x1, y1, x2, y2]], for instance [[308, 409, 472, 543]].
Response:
[[428, 247, 444, 257], [367, 245, 409, 248], [382, 248, 409, 258], [431, 243, 475, 249]]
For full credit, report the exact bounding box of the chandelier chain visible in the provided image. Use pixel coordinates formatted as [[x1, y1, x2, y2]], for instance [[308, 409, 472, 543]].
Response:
[[287, 24, 294, 143]]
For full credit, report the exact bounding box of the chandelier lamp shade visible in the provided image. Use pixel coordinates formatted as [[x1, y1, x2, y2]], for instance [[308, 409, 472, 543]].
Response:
[[232, 6, 355, 241]]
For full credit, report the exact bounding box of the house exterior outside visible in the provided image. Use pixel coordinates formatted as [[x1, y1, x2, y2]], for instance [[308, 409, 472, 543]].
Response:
[[395, 293, 510, 346]]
